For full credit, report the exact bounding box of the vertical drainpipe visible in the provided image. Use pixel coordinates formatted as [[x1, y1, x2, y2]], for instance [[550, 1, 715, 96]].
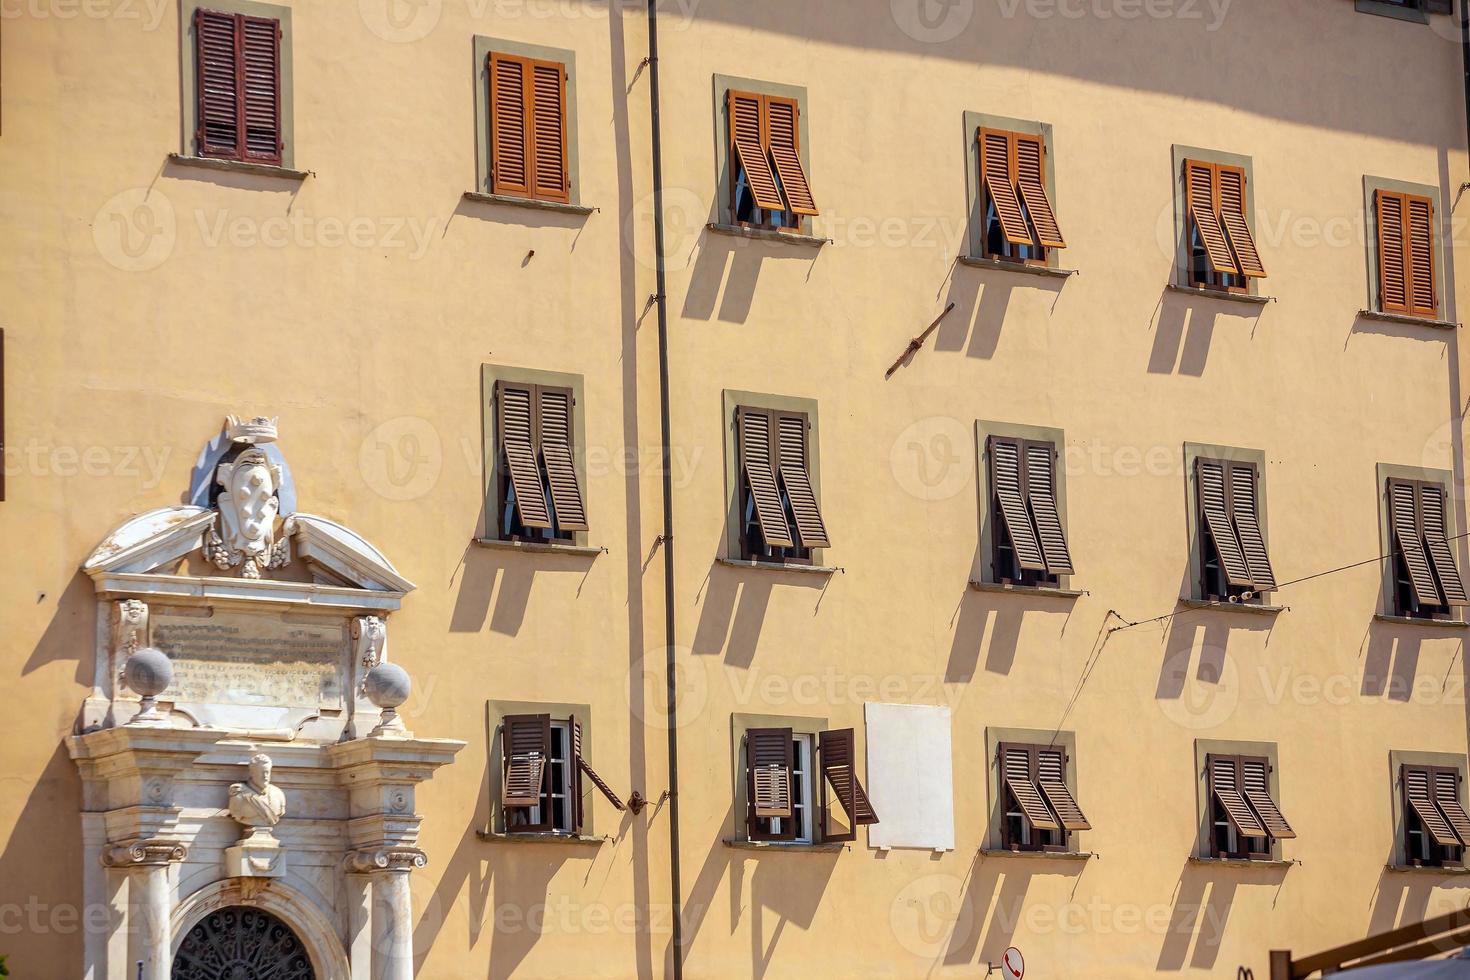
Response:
[[644, 2, 685, 977]]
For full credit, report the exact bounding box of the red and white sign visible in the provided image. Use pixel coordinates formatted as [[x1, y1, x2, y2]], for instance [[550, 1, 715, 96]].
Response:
[[1001, 946, 1025, 979]]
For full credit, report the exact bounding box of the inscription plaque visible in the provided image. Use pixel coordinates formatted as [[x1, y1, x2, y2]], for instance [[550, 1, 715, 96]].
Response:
[[151, 608, 346, 709]]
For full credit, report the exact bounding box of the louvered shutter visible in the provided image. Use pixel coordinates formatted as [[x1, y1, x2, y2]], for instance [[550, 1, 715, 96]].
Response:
[[1406, 766, 1461, 847], [747, 727, 795, 841], [537, 387, 588, 532], [1389, 479, 1439, 607], [1420, 483, 1468, 606], [737, 408, 794, 549], [238, 15, 281, 164], [1015, 135, 1065, 249], [1240, 758, 1294, 839], [195, 9, 241, 159], [728, 91, 784, 213], [1197, 459, 1252, 588], [1024, 441, 1073, 575], [569, 715, 625, 830], [1228, 463, 1275, 591], [502, 713, 551, 811], [765, 96, 818, 216], [530, 60, 570, 203], [1036, 747, 1090, 832], [1002, 745, 1060, 832], [1407, 196, 1437, 317], [1209, 756, 1267, 839], [489, 53, 531, 197], [498, 382, 552, 530], [990, 437, 1045, 572], [818, 728, 877, 843], [1432, 768, 1470, 845], [1217, 166, 1266, 277], [980, 129, 1032, 246], [1377, 191, 1410, 314], [568, 715, 585, 832], [1185, 161, 1238, 275], [775, 412, 830, 550]]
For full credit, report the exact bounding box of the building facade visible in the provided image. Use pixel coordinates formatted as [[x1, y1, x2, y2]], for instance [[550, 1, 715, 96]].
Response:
[[2, 0, 1470, 977]]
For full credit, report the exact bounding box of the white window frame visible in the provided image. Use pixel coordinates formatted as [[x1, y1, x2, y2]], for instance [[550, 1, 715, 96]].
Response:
[[753, 734, 815, 844], [526, 719, 575, 833]]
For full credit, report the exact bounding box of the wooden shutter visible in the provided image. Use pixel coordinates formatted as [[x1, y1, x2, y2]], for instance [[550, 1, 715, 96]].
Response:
[[569, 715, 625, 828], [1432, 768, 1470, 845], [568, 715, 585, 832], [1389, 479, 1439, 607], [195, 9, 241, 159], [1024, 441, 1073, 575], [990, 437, 1045, 572], [502, 713, 551, 809], [1420, 482, 1468, 606], [1185, 161, 1238, 275], [747, 728, 795, 842], [1036, 747, 1091, 832], [238, 15, 281, 164], [537, 387, 588, 533], [737, 408, 794, 549], [1217, 166, 1266, 278], [1002, 744, 1060, 832], [1240, 758, 1295, 840], [1015, 134, 1066, 249], [980, 129, 1033, 246], [1197, 459, 1252, 588], [818, 728, 877, 844], [728, 90, 784, 213], [530, 60, 570, 203], [1406, 766, 1461, 847], [1407, 196, 1437, 317], [1229, 463, 1275, 591], [498, 381, 552, 529], [1209, 755, 1267, 839], [766, 96, 818, 216], [1377, 191, 1410, 313], [775, 412, 830, 549], [489, 53, 531, 197]]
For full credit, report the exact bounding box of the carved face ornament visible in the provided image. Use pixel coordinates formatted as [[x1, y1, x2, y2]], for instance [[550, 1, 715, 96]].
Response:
[[208, 449, 294, 578]]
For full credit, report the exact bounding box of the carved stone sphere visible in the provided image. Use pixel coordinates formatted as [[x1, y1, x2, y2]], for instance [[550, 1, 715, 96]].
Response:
[[123, 647, 174, 698], [363, 662, 411, 709]]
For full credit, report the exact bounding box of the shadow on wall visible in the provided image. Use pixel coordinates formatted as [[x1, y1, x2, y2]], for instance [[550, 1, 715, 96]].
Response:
[[680, 228, 821, 327], [449, 544, 597, 637], [1156, 861, 1286, 971], [943, 854, 1087, 966], [1367, 858, 1470, 937], [690, 561, 828, 669], [1146, 290, 1268, 377], [935, 267, 1068, 361], [0, 745, 86, 975], [1360, 622, 1433, 702]]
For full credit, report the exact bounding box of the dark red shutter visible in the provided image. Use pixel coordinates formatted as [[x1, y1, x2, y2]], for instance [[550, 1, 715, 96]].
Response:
[[194, 9, 241, 159], [239, 15, 282, 164]]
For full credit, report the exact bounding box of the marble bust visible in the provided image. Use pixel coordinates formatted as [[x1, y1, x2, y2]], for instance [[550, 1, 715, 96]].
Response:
[[228, 753, 286, 836]]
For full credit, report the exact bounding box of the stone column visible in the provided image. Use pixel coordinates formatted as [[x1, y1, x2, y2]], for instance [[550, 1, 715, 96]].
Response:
[[102, 839, 186, 980], [346, 847, 426, 980]]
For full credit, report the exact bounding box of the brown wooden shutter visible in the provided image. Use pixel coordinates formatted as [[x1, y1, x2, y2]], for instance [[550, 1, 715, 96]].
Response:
[[502, 713, 551, 809], [1197, 459, 1252, 587], [1377, 191, 1410, 314], [1036, 747, 1091, 832], [737, 407, 794, 549], [489, 53, 531, 198], [1420, 482, 1468, 606], [1389, 479, 1439, 607], [238, 15, 281, 164], [818, 728, 877, 843], [1024, 441, 1073, 575], [568, 715, 585, 832], [980, 129, 1033, 246], [1407, 196, 1437, 317], [530, 60, 570, 203], [728, 90, 784, 212], [1228, 463, 1275, 591], [195, 9, 241, 159], [1209, 755, 1267, 839], [1217, 165, 1266, 278], [1185, 161, 1238, 275], [1240, 757, 1295, 839], [765, 96, 818, 216], [990, 437, 1045, 572], [1002, 744, 1060, 832], [1015, 134, 1065, 249], [775, 412, 830, 550], [498, 381, 552, 529], [746, 727, 795, 841], [536, 387, 588, 533], [1406, 766, 1461, 847], [569, 715, 625, 824], [1432, 768, 1470, 845]]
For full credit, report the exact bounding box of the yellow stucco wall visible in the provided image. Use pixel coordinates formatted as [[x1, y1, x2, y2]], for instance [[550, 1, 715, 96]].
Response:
[[2, 0, 1468, 977]]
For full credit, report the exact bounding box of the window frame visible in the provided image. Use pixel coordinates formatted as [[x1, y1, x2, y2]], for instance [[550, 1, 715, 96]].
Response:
[[974, 420, 1072, 589], [473, 36, 581, 204], [1171, 145, 1261, 297], [732, 713, 828, 846], [488, 699, 599, 838], [963, 112, 1063, 269], [722, 390, 825, 566], [1194, 739, 1286, 861], [1355, 0, 1449, 24], [1376, 463, 1464, 622], [1183, 443, 1272, 604], [179, 0, 295, 170], [984, 728, 1086, 854], [713, 75, 815, 236], [1364, 176, 1445, 321], [1390, 750, 1469, 868], [481, 365, 589, 548]]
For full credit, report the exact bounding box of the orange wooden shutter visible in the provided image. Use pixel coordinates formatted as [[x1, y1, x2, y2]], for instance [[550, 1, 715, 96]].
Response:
[[980, 129, 1032, 246], [1217, 165, 1266, 277], [1407, 195, 1437, 317], [489, 53, 531, 197], [1433, 768, 1470, 845], [1002, 744, 1060, 831], [1419, 482, 1468, 606], [536, 387, 588, 532], [775, 412, 830, 549], [1228, 463, 1275, 591], [498, 381, 551, 529], [1376, 191, 1410, 313], [530, 60, 570, 203], [990, 437, 1045, 572], [1241, 758, 1294, 839], [1015, 135, 1065, 248], [1209, 755, 1267, 839], [1197, 459, 1252, 588], [819, 728, 878, 843], [1406, 766, 1461, 846], [1185, 161, 1238, 275], [766, 96, 818, 216], [737, 407, 794, 549], [1037, 748, 1090, 832], [728, 90, 784, 212], [1024, 441, 1073, 575], [502, 713, 551, 809], [1389, 479, 1439, 607]]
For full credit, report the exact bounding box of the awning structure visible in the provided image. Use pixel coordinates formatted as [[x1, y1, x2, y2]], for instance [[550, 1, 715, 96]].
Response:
[[1270, 907, 1470, 978]]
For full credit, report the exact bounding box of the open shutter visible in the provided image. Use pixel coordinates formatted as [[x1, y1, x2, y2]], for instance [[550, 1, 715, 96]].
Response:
[[1389, 480, 1439, 607], [818, 728, 877, 843], [530, 60, 570, 203], [1228, 463, 1275, 591], [502, 713, 551, 810], [1433, 768, 1470, 845], [980, 129, 1033, 246], [1407, 196, 1437, 317], [1406, 766, 1461, 847], [238, 15, 281, 164], [775, 412, 830, 549], [1185, 161, 1238, 275], [728, 91, 784, 213], [1024, 441, 1073, 575], [1197, 459, 1252, 588], [766, 96, 818, 216], [498, 382, 552, 529], [1217, 166, 1266, 277], [1420, 483, 1468, 606], [738, 408, 794, 549], [990, 437, 1045, 572], [1002, 745, 1059, 832], [1209, 756, 1267, 839], [1036, 748, 1090, 832], [1377, 191, 1410, 313], [195, 9, 241, 159], [1015, 135, 1066, 249], [536, 387, 588, 532], [1240, 758, 1295, 840], [746, 727, 795, 841], [489, 53, 531, 197], [569, 716, 625, 824], [568, 715, 585, 832]]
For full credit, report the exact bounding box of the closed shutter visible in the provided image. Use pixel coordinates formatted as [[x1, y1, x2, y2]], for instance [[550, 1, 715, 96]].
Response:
[[1209, 755, 1267, 839], [1240, 758, 1295, 839], [1025, 441, 1073, 575], [502, 713, 551, 810], [537, 387, 588, 532], [1229, 463, 1275, 591], [818, 728, 877, 844], [1002, 744, 1060, 832], [1185, 161, 1238, 275], [239, 15, 281, 163], [1197, 459, 1252, 588], [747, 727, 795, 841], [775, 412, 830, 549], [1406, 766, 1461, 847], [980, 129, 1033, 246], [1407, 196, 1437, 317], [497, 381, 552, 529], [530, 60, 570, 203], [195, 10, 241, 159], [738, 407, 794, 549], [990, 437, 1045, 572], [728, 90, 784, 212], [1377, 191, 1410, 313], [569, 715, 625, 830], [1420, 482, 1468, 606], [1015, 134, 1066, 248], [1217, 166, 1266, 277], [766, 96, 818, 216], [1036, 747, 1091, 832], [489, 53, 531, 197], [1389, 479, 1440, 607], [1432, 768, 1470, 845]]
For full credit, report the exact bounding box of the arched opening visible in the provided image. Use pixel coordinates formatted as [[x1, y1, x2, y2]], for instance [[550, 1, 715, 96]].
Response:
[[171, 905, 316, 980]]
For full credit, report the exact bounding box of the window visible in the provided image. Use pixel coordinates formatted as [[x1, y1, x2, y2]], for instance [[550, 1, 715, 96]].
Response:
[[1401, 764, 1470, 867], [191, 7, 283, 165], [1181, 158, 1266, 293], [1193, 457, 1275, 602], [978, 128, 1066, 265], [735, 405, 829, 564], [1375, 189, 1437, 318], [1205, 754, 1295, 860], [997, 743, 1091, 853], [985, 436, 1073, 588], [1386, 478, 1468, 619], [491, 380, 588, 544], [725, 89, 819, 231], [487, 51, 569, 203], [1356, 0, 1451, 22], [743, 726, 876, 844], [498, 712, 623, 836]]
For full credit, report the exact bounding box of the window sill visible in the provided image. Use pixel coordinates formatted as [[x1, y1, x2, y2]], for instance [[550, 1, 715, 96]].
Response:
[[978, 848, 1096, 861], [1356, 309, 1457, 331], [1384, 863, 1470, 875], [968, 580, 1085, 599], [706, 223, 827, 249], [462, 191, 596, 217], [1188, 856, 1294, 869], [167, 153, 309, 181], [1180, 598, 1285, 616], [473, 538, 605, 558], [1374, 613, 1468, 629], [715, 557, 838, 576], [958, 256, 1077, 279], [477, 830, 609, 846], [1166, 283, 1271, 306], [722, 839, 847, 853]]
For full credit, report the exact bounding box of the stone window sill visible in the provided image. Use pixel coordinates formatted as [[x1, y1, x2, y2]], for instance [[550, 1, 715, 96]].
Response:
[[462, 191, 596, 216], [722, 839, 847, 853], [1166, 283, 1271, 306], [1357, 309, 1457, 331], [473, 538, 605, 558], [968, 579, 1085, 599], [1180, 598, 1285, 616], [707, 223, 827, 249], [958, 255, 1077, 279], [1383, 863, 1469, 875], [1188, 856, 1294, 869], [715, 557, 838, 576], [978, 848, 1096, 861], [477, 830, 608, 846], [167, 153, 309, 181], [1374, 613, 1468, 629]]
